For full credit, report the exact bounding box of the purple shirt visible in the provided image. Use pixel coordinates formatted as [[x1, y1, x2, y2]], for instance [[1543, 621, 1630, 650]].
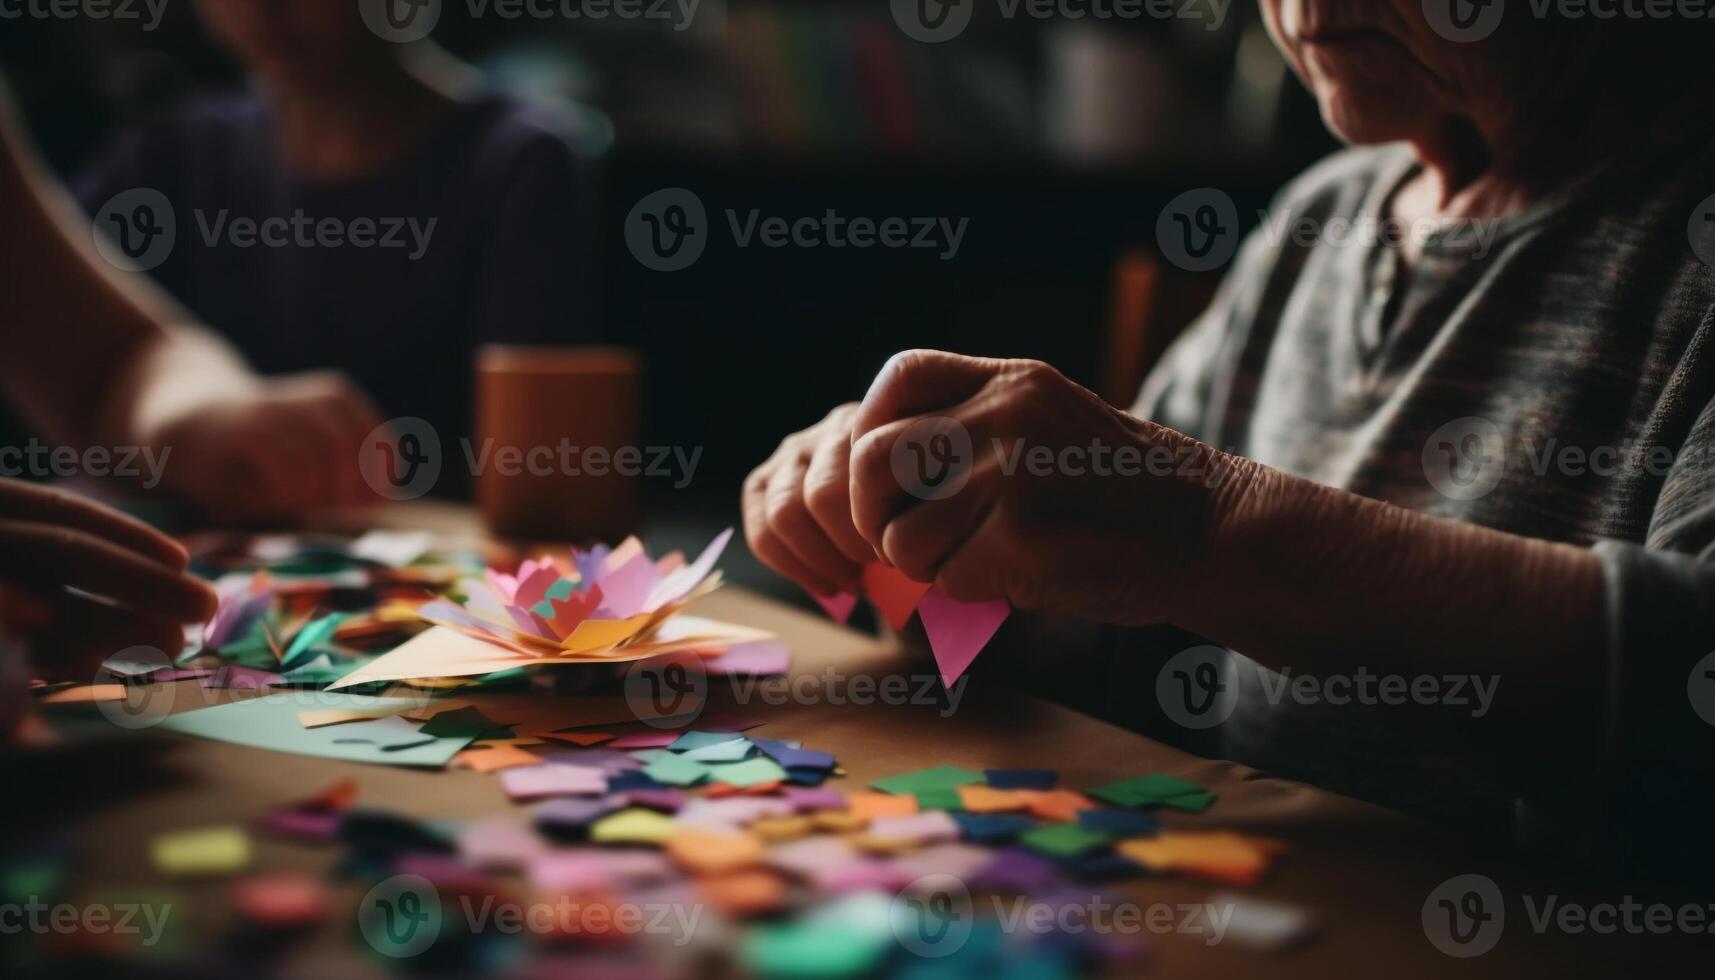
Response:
[[75, 90, 599, 452]]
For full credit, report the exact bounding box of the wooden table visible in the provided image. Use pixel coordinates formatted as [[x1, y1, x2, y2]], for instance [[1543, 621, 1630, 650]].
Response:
[[18, 506, 1703, 978]]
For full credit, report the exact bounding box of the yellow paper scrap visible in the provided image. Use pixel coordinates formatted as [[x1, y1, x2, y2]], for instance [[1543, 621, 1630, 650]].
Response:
[[151, 826, 252, 876], [589, 808, 677, 846]]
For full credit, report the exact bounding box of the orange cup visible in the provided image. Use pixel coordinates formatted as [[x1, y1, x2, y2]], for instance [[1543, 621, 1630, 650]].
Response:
[[474, 345, 642, 543]]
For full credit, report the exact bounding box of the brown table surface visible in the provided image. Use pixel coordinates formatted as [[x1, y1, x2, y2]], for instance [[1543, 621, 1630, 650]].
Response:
[[24, 504, 1704, 978]]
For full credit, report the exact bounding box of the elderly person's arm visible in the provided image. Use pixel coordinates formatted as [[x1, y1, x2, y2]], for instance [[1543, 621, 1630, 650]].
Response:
[[838, 351, 1610, 716]]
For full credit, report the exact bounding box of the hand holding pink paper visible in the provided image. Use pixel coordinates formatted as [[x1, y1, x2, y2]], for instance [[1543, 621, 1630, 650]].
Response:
[[808, 563, 1009, 687]]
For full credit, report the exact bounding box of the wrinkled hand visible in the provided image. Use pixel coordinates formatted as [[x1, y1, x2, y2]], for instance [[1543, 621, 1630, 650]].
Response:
[[745, 350, 1249, 624], [0, 478, 216, 683], [144, 371, 383, 523], [742, 402, 872, 598]]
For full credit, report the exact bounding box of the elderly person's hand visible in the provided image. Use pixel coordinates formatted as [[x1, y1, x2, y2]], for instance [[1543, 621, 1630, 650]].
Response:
[[742, 402, 872, 599], [742, 349, 1246, 625], [745, 349, 1605, 713], [844, 350, 1240, 625]]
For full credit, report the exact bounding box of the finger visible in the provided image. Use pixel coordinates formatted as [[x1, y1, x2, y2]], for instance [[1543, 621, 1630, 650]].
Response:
[[0, 480, 187, 569], [879, 465, 999, 584], [742, 465, 840, 597], [762, 457, 861, 591], [33, 589, 187, 680], [850, 349, 1005, 443], [0, 520, 216, 624], [849, 410, 989, 553], [933, 508, 1026, 606], [802, 430, 874, 565]]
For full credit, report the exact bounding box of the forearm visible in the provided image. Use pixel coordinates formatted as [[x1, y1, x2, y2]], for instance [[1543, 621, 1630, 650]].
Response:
[[0, 86, 255, 449], [1181, 459, 1606, 717]]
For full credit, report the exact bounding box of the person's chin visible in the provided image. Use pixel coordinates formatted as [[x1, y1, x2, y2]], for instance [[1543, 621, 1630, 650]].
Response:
[[1306, 75, 1429, 147]]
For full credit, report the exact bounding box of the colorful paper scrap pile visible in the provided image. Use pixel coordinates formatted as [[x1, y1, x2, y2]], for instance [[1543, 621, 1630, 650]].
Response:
[[34, 531, 785, 767], [328, 528, 775, 689]]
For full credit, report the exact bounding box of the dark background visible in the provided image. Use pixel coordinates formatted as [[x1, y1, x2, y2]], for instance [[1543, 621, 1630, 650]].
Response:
[[0, 1, 1338, 597]]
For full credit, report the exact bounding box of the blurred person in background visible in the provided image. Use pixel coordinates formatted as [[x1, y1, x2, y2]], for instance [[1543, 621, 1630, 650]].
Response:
[[743, 5, 1715, 884], [74, 0, 602, 450]]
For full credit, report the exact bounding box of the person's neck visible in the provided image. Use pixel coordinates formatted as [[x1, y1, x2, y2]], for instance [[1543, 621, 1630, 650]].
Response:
[[263, 52, 467, 181], [1404, 90, 1636, 222]]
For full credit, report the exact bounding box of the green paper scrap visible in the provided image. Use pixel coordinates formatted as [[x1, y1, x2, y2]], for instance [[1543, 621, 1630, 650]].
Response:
[[1158, 789, 1217, 813], [871, 765, 984, 796], [915, 787, 965, 811], [274, 653, 366, 687], [1019, 823, 1112, 858], [530, 579, 577, 618], [0, 854, 65, 904], [669, 730, 744, 752], [706, 756, 789, 788], [156, 694, 473, 767], [683, 737, 754, 763], [643, 753, 713, 787], [1087, 773, 1215, 811], [740, 893, 894, 978], [420, 705, 511, 740], [219, 622, 281, 668], [282, 613, 345, 667]]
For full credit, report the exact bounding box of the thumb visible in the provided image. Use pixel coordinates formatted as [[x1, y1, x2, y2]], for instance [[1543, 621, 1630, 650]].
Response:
[[851, 349, 1004, 442]]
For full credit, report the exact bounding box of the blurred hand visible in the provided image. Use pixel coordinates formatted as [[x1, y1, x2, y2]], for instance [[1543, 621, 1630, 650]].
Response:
[[742, 402, 874, 598], [838, 350, 1249, 625], [144, 371, 383, 524], [0, 479, 216, 685]]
